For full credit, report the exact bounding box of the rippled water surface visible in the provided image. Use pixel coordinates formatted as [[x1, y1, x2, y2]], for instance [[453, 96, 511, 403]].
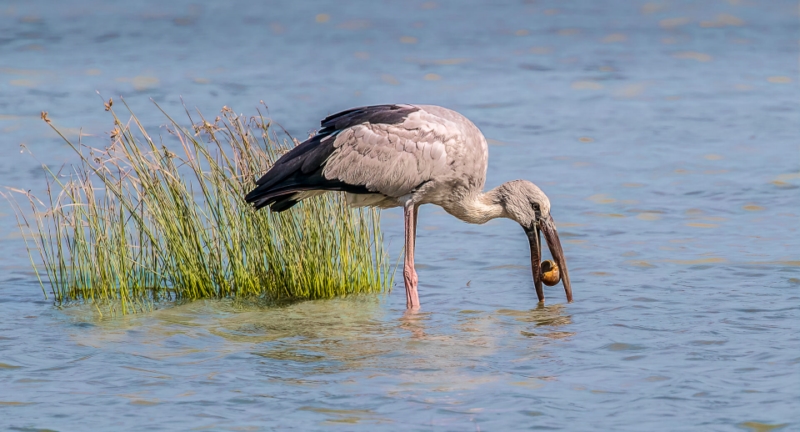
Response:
[[1, 0, 798, 430]]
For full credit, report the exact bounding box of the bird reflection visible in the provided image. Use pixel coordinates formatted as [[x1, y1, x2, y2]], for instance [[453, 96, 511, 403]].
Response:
[[399, 309, 430, 339], [496, 303, 574, 339]]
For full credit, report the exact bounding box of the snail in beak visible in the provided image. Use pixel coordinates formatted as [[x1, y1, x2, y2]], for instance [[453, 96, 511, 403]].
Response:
[[540, 260, 561, 286]]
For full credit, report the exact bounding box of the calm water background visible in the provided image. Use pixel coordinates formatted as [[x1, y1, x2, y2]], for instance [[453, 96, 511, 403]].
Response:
[[1, 0, 798, 430]]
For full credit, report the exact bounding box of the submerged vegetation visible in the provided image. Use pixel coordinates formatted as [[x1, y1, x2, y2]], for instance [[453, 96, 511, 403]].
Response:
[[4, 99, 391, 314]]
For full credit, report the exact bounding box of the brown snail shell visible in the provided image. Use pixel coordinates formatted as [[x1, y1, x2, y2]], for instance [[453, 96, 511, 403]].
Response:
[[540, 260, 561, 286]]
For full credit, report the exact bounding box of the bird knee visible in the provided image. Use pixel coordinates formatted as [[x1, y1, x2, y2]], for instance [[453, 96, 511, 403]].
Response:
[[403, 268, 418, 284]]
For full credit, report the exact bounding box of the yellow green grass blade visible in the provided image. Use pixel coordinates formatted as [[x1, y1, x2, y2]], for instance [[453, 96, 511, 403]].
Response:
[[4, 101, 393, 315]]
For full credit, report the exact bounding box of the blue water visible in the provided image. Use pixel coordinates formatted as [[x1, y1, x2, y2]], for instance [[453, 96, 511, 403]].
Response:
[[1, 0, 798, 430]]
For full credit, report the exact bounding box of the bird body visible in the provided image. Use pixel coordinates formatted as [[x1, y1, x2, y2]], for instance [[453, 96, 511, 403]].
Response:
[[246, 104, 572, 309]]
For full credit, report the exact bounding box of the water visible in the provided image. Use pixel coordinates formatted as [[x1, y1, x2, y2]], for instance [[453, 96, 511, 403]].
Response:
[[1, 0, 798, 430]]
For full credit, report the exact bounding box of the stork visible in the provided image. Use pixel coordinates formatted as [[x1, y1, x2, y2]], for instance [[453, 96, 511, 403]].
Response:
[[245, 104, 572, 310]]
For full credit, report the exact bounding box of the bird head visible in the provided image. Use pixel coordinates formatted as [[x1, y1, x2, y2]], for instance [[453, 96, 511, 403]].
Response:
[[497, 180, 573, 303]]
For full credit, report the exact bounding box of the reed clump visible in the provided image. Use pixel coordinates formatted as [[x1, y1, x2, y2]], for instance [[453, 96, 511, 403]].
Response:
[[5, 99, 391, 314]]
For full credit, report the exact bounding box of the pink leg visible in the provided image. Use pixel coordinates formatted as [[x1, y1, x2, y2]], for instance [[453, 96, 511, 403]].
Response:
[[404, 201, 420, 309]]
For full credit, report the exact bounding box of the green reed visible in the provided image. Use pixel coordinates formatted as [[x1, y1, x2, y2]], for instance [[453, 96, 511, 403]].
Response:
[[4, 100, 391, 314]]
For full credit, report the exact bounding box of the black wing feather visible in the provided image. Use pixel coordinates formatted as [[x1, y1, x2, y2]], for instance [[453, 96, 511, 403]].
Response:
[[245, 104, 419, 212]]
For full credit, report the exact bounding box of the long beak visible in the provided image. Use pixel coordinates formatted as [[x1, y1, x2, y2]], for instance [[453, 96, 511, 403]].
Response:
[[525, 226, 544, 302], [539, 214, 573, 302]]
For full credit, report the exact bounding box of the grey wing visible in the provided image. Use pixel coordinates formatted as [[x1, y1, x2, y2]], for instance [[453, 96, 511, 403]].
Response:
[[322, 108, 465, 200], [244, 104, 486, 212]]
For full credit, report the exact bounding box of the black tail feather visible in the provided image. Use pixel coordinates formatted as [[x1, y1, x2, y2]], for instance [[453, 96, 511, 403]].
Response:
[[269, 197, 299, 212], [245, 170, 370, 212]]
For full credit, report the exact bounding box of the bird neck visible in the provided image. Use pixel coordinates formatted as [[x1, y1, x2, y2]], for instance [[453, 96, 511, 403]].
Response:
[[447, 187, 506, 225]]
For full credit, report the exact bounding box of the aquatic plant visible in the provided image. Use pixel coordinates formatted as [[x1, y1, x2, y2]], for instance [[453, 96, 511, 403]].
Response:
[[4, 99, 391, 314]]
